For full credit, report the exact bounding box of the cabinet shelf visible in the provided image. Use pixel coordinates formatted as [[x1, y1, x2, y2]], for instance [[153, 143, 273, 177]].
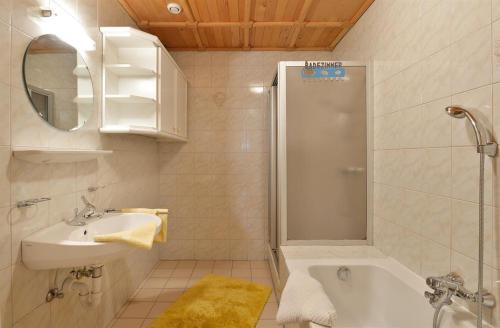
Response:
[[105, 94, 155, 104], [105, 64, 156, 77], [100, 126, 187, 142]]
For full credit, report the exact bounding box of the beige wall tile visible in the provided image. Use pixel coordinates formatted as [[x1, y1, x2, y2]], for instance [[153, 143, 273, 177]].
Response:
[[420, 97, 452, 147], [0, 266, 12, 328], [451, 25, 492, 94], [12, 264, 49, 321], [451, 146, 493, 204], [452, 200, 493, 265], [450, 0, 491, 43]]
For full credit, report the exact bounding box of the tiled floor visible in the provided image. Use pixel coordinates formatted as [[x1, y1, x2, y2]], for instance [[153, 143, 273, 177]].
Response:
[[108, 260, 281, 328]]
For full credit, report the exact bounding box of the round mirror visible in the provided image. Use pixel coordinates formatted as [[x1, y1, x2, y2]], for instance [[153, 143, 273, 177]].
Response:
[[23, 34, 94, 131]]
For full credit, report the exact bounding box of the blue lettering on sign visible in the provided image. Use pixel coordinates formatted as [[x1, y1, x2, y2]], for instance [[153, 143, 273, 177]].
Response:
[[301, 66, 346, 79]]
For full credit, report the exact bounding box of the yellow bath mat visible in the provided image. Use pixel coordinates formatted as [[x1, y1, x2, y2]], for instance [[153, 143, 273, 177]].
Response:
[[149, 274, 272, 328]]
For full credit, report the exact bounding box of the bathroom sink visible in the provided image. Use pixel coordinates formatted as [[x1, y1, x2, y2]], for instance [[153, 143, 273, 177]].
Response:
[[22, 213, 161, 270]]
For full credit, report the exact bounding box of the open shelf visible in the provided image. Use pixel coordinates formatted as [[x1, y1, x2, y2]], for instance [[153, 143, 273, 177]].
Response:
[[100, 27, 188, 142], [13, 148, 113, 164], [105, 64, 156, 77], [100, 27, 160, 48], [73, 95, 94, 104], [105, 94, 155, 104]]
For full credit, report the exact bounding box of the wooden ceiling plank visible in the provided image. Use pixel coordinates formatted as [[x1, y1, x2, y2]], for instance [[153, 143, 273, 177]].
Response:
[[186, 0, 201, 20], [143, 21, 190, 28], [288, 0, 314, 48], [213, 27, 225, 47], [169, 46, 330, 51], [306, 21, 344, 28], [209, 0, 222, 21], [118, 0, 141, 25], [228, 0, 240, 22], [328, 0, 374, 49], [254, 21, 294, 27], [243, 0, 252, 50], [180, 0, 204, 49], [253, 0, 268, 21], [198, 22, 241, 27], [142, 20, 344, 29]]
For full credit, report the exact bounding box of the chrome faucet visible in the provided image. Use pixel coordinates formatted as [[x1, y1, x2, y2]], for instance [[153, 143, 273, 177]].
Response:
[[67, 196, 102, 226], [425, 272, 495, 327]]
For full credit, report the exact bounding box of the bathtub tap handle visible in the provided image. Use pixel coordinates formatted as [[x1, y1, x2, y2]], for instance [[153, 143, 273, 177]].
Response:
[[425, 272, 495, 308]]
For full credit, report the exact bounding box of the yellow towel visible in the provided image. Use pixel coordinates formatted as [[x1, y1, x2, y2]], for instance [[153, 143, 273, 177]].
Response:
[[94, 208, 168, 249], [121, 208, 168, 242], [94, 221, 157, 249]]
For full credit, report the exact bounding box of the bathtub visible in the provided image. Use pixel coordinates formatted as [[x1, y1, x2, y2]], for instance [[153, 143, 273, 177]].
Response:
[[283, 257, 491, 328]]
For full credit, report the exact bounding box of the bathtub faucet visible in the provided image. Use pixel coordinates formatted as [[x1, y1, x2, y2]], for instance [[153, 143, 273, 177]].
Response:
[[425, 272, 495, 309]]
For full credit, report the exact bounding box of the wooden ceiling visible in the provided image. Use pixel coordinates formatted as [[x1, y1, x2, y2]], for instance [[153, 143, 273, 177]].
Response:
[[118, 0, 374, 51]]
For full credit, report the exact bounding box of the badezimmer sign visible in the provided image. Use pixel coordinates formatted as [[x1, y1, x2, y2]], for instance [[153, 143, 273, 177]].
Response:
[[302, 61, 346, 80]]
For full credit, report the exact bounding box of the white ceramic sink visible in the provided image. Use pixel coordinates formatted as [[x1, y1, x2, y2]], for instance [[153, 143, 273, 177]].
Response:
[[22, 213, 161, 270]]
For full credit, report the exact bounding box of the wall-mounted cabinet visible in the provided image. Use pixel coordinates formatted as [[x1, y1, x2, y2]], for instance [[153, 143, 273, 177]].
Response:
[[100, 27, 187, 142]]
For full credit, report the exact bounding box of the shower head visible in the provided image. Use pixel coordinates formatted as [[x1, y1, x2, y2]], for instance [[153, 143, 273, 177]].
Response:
[[445, 106, 467, 119], [445, 106, 483, 147], [444, 106, 497, 157]]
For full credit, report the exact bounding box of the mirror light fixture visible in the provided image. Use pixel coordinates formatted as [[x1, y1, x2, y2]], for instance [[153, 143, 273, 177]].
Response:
[[32, 3, 96, 52]]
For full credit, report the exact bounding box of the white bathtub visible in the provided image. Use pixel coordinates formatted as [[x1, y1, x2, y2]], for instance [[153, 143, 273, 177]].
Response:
[[284, 257, 491, 328]]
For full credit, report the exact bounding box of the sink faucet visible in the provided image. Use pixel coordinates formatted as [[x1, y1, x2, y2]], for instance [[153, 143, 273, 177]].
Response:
[[67, 196, 103, 226]]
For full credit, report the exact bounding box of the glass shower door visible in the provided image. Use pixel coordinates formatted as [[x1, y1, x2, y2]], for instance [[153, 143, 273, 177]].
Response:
[[278, 63, 368, 242]]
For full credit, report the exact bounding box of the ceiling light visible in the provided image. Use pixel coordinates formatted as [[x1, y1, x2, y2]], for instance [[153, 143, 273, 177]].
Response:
[[167, 3, 182, 15]]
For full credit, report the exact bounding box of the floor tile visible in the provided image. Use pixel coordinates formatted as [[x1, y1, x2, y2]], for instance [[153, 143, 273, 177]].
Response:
[[149, 269, 173, 278], [165, 277, 189, 289], [120, 302, 154, 318], [212, 268, 231, 275], [252, 268, 271, 278], [252, 277, 273, 286], [130, 289, 162, 302], [213, 260, 232, 269], [171, 267, 194, 277], [156, 261, 178, 269], [157, 288, 185, 302], [192, 268, 212, 277], [260, 303, 278, 320], [232, 260, 251, 269], [141, 278, 168, 289], [147, 302, 172, 318], [256, 320, 283, 328], [251, 260, 269, 269], [111, 318, 144, 328], [176, 260, 197, 269], [231, 268, 251, 278], [187, 277, 202, 287], [140, 319, 154, 328], [195, 260, 214, 268]]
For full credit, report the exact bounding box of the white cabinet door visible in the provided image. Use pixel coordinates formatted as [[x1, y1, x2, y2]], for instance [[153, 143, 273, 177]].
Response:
[[176, 73, 187, 138], [160, 50, 177, 135]]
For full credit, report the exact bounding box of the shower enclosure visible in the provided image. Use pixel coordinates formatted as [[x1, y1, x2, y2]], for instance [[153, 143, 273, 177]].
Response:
[[268, 61, 371, 265]]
